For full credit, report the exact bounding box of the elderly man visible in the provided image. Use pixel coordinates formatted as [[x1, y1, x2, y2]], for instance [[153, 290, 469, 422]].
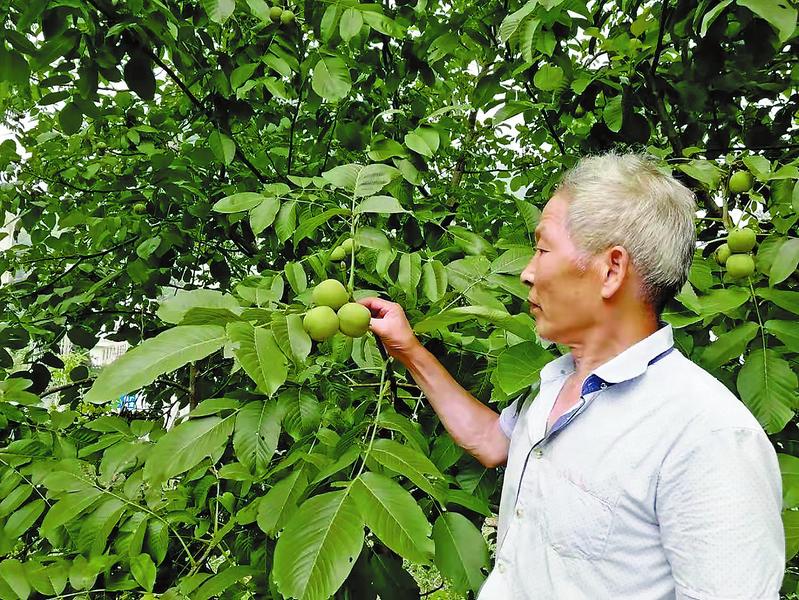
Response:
[[360, 153, 784, 599]]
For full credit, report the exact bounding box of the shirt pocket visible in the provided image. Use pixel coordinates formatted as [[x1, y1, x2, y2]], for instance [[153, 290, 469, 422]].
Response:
[[543, 468, 619, 560]]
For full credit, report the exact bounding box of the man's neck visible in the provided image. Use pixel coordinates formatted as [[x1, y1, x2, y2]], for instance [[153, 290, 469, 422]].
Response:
[[568, 312, 660, 381]]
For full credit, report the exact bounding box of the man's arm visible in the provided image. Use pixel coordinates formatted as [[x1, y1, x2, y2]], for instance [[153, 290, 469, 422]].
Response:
[[656, 426, 784, 599], [360, 297, 510, 468]]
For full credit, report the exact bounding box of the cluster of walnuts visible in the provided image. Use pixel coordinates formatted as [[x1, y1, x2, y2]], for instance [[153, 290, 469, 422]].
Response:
[[715, 169, 757, 279], [303, 279, 371, 342]]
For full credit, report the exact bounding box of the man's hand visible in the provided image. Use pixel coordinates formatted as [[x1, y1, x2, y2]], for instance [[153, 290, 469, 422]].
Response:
[[358, 297, 421, 361], [359, 297, 508, 468]]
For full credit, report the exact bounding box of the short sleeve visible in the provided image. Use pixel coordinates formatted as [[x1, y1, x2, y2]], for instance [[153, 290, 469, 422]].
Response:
[[656, 427, 784, 600], [498, 398, 521, 439]]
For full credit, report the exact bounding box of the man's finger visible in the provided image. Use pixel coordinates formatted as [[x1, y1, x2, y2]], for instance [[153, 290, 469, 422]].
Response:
[[358, 296, 396, 317]]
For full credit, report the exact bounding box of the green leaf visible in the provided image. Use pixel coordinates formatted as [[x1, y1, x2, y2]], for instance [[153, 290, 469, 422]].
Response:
[[272, 491, 365, 600], [414, 305, 535, 341], [496, 341, 552, 395], [41, 488, 103, 536], [432, 512, 489, 594], [449, 227, 494, 257], [257, 469, 309, 534], [0, 47, 30, 87], [377, 411, 429, 454], [756, 287, 799, 314], [279, 388, 322, 439], [697, 287, 750, 316], [737, 349, 798, 434], [677, 159, 722, 189], [312, 57, 352, 102], [246, 0, 271, 21], [201, 0, 235, 24], [209, 130, 236, 165], [0, 559, 30, 600], [158, 290, 241, 324], [738, 0, 798, 43], [146, 520, 169, 565], [123, 55, 156, 100], [351, 472, 434, 563], [398, 252, 422, 300], [404, 127, 439, 157], [213, 192, 267, 214], [286, 313, 312, 362], [784, 509, 799, 560], [193, 566, 253, 600], [58, 102, 82, 135], [227, 322, 288, 396], [130, 554, 156, 592], [233, 401, 282, 477], [422, 260, 448, 303], [321, 5, 339, 41], [354, 195, 407, 214], [368, 137, 406, 162], [743, 155, 771, 181], [769, 238, 799, 286], [701, 0, 734, 36], [84, 326, 227, 404], [697, 322, 759, 370], [764, 320, 799, 352], [779, 453, 799, 509], [136, 236, 161, 259], [4, 498, 45, 537], [321, 164, 362, 191], [0, 485, 32, 517], [340, 8, 363, 41], [534, 64, 564, 92], [77, 496, 125, 555], [354, 164, 400, 197], [361, 11, 405, 37], [294, 209, 350, 245], [250, 196, 281, 234], [143, 415, 235, 484], [230, 63, 258, 90], [285, 262, 307, 294], [369, 439, 445, 502], [493, 101, 534, 125], [491, 247, 533, 274], [498, 0, 537, 42]]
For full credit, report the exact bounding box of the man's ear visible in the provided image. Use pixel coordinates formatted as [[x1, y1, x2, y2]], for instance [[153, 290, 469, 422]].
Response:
[[600, 245, 630, 299]]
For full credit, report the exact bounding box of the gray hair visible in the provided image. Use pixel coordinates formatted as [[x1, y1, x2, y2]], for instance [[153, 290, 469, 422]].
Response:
[[557, 152, 697, 313]]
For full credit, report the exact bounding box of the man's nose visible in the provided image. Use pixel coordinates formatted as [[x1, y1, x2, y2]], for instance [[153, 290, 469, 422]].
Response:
[[520, 260, 535, 287]]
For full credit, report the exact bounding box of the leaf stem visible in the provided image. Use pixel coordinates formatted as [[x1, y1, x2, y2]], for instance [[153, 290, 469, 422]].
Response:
[[351, 361, 389, 483]]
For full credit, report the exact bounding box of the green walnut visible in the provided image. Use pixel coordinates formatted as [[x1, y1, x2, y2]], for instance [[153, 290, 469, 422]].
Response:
[[337, 302, 371, 337], [715, 243, 731, 266], [133, 202, 147, 214], [728, 170, 753, 194], [727, 227, 757, 253], [269, 6, 283, 21], [726, 254, 755, 279], [303, 306, 339, 341], [312, 279, 349, 310], [340, 238, 355, 253], [329, 246, 346, 261], [280, 9, 295, 24]]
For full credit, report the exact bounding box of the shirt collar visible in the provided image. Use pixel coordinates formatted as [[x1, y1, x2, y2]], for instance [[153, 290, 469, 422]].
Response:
[[538, 324, 674, 387]]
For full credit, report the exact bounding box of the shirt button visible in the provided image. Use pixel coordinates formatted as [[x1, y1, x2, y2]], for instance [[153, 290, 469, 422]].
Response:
[[498, 563, 506, 574], [515, 507, 524, 519], [534, 448, 543, 459]]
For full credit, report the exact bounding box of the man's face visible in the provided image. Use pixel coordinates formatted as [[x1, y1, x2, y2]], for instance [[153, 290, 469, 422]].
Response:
[[519, 193, 604, 343]]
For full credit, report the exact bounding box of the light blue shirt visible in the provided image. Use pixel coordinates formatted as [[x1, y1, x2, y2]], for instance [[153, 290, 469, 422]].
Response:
[[480, 325, 784, 599]]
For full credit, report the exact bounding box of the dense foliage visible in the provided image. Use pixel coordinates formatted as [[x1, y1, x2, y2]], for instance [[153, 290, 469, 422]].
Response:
[[0, 0, 798, 597]]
